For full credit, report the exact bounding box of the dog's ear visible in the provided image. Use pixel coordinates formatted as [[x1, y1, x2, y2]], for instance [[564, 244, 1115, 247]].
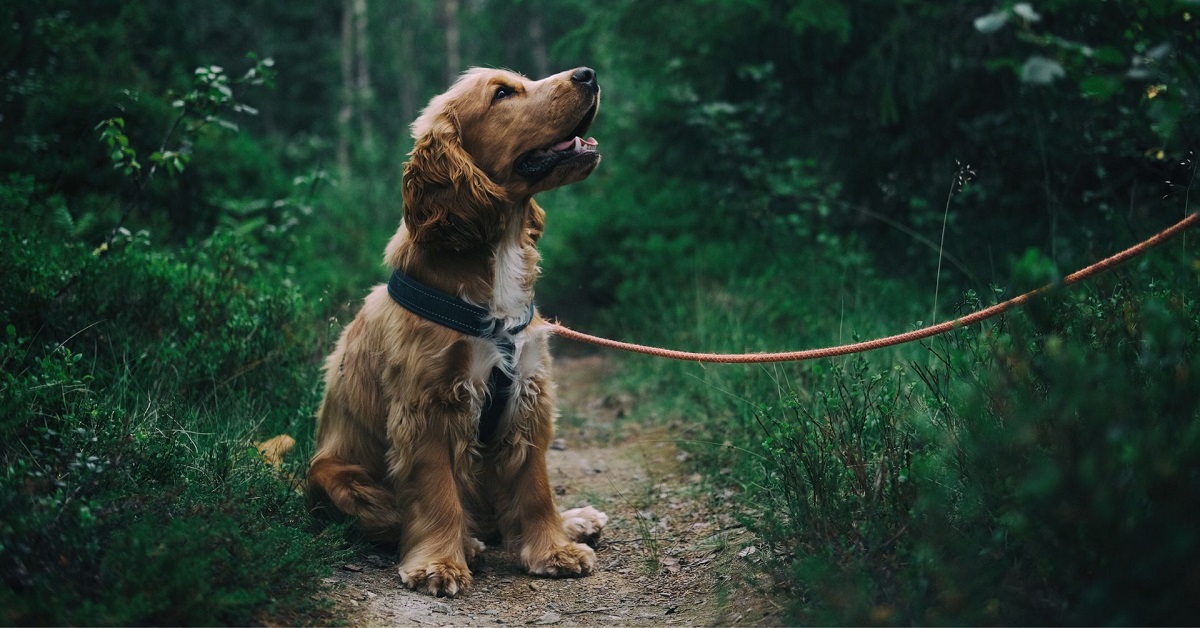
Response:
[[402, 112, 507, 250]]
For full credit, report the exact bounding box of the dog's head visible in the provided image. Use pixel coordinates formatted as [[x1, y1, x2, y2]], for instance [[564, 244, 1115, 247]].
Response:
[[402, 67, 600, 249]]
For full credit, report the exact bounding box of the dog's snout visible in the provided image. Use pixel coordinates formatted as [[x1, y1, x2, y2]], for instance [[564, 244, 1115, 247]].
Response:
[[571, 67, 598, 92]]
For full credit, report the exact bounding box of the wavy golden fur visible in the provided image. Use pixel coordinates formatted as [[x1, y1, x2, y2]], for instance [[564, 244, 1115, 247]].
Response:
[[306, 67, 607, 597]]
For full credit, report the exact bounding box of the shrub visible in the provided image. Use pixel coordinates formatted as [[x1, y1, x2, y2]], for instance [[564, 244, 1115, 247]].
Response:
[[0, 172, 346, 625], [906, 271, 1200, 625]]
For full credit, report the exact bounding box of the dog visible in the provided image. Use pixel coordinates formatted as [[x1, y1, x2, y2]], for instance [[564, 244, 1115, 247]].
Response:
[[305, 67, 608, 598]]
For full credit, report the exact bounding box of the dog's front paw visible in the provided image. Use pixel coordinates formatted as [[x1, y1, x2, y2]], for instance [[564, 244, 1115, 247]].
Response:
[[561, 505, 608, 546], [525, 542, 596, 577], [398, 560, 472, 598]]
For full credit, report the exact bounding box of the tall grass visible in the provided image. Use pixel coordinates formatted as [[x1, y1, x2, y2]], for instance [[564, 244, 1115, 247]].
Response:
[[0, 176, 351, 624], [605, 207, 1200, 623]]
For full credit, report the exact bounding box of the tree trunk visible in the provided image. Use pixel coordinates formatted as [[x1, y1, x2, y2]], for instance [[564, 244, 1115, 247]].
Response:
[[337, 0, 354, 179], [528, 9, 549, 78], [353, 0, 373, 151], [398, 11, 417, 127], [439, 0, 461, 85]]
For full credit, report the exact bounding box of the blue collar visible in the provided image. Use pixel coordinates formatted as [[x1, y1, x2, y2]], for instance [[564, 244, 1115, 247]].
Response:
[[386, 269, 535, 444], [387, 269, 534, 338]]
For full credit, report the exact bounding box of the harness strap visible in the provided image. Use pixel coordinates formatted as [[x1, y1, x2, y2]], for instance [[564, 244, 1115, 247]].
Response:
[[387, 269, 534, 444]]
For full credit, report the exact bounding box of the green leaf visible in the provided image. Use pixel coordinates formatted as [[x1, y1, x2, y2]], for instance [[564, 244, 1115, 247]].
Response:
[[1094, 46, 1127, 66], [1079, 75, 1122, 100], [974, 11, 1010, 33], [785, 0, 851, 43], [1020, 56, 1066, 84]]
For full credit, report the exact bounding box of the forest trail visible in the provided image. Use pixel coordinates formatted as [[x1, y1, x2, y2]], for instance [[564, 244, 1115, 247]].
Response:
[[318, 354, 782, 626]]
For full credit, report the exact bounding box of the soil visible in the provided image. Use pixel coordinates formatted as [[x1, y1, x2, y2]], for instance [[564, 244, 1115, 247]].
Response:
[[317, 354, 784, 626]]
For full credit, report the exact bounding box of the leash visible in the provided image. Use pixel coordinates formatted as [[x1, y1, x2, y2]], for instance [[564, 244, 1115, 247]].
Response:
[[548, 212, 1198, 364]]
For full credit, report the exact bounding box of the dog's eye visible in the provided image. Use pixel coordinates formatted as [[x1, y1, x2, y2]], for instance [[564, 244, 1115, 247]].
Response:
[[492, 85, 514, 103]]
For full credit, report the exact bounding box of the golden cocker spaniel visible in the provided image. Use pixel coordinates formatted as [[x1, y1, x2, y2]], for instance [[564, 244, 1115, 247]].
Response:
[[306, 67, 608, 597]]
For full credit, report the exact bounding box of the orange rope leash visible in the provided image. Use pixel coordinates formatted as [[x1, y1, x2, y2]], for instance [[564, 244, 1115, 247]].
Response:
[[548, 212, 1198, 364]]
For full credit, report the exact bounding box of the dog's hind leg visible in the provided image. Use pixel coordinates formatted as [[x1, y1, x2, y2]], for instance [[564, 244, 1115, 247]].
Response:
[[307, 455, 404, 542], [560, 506, 608, 546]]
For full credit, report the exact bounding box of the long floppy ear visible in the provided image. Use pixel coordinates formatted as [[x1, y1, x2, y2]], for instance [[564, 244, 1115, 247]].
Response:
[[402, 112, 508, 250]]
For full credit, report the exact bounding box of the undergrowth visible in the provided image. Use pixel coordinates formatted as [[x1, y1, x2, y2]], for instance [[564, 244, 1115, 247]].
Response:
[[610, 214, 1200, 624], [0, 175, 350, 625]]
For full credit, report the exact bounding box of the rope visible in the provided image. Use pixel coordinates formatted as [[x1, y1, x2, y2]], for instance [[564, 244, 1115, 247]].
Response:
[[548, 212, 1198, 364]]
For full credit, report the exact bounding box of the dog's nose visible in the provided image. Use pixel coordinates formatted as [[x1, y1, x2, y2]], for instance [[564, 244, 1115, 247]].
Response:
[[571, 67, 598, 92]]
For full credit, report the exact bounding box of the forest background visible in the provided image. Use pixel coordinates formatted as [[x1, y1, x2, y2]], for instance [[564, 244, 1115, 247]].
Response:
[[2, 0, 1198, 624]]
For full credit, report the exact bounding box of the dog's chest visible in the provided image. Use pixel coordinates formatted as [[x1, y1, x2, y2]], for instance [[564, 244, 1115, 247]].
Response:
[[489, 236, 536, 327]]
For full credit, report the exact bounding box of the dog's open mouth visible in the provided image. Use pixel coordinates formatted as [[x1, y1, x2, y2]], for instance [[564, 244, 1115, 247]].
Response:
[[515, 103, 599, 179]]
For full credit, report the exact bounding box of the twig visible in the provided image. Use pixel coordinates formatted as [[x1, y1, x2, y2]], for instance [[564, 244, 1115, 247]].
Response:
[[559, 607, 619, 616]]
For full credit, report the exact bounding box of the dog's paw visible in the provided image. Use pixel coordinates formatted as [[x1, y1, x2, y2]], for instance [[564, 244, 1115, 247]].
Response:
[[465, 537, 486, 563], [561, 505, 608, 546], [525, 542, 596, 577], [398, 561, 472, 598]]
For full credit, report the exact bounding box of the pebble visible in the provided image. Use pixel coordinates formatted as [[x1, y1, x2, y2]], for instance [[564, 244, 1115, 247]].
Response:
[[550, 437, 567, 450], [365, 554, 393, 569], [528, 582, 542, 591], [532, 611, 561, 625]]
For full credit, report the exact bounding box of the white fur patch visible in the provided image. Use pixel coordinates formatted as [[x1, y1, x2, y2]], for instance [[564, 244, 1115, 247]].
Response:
[[491, 236, 532, 326]]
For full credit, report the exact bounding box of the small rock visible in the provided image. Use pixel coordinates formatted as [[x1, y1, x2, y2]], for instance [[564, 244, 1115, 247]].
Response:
[[550, 437, 567, 451], [432, 602, 452, 614], [528, 581, 542, 591], [341, 563, 364, 572], [737, 545, 758, 559], [365, 554, 393, 569], [532, 611, 561, 625]]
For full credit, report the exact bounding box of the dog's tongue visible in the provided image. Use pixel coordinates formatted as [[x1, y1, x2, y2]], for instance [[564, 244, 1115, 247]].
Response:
[[550, 136, 599, 152]]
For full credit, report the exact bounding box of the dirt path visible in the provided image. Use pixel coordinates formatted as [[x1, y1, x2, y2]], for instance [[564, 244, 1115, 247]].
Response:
[[318, 354, 782, 626]]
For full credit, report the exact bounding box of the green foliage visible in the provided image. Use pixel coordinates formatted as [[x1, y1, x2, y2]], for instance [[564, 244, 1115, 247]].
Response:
[[903, 272, 1200, 625], [0, 148, 343, 625], [620, 239, 1200, 624], [2, 0, 1199, 623]]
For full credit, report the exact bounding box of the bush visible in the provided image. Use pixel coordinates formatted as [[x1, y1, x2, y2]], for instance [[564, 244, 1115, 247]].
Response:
[[610, 205, 1200, 624], [0, 172, 347, 625], [905, 270, 1200, 625]]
